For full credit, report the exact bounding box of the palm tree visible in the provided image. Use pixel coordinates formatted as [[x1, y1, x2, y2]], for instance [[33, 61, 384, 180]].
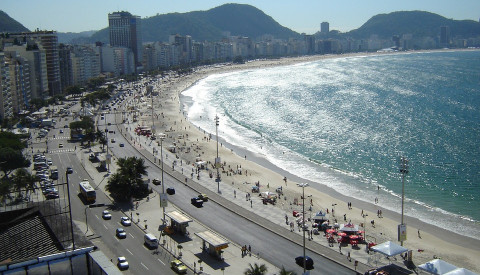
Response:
[[244, 263, 267, 275], [106, 157, 149, 202], [279, 266, 297, 275]]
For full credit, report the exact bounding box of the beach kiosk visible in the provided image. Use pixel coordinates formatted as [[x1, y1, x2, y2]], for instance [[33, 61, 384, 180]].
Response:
[[195, 231, 229, 260], [165, 211, 193, 235]]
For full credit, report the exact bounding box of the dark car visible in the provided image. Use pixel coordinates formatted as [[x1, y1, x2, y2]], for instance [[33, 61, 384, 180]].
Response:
[[119, 143, 124, 147], [66, 167, 73, 174], [152, 179, 161, 185], [295, 256, 314, 270], [191, 197, 203, 207], [166, 188, 175, 195]]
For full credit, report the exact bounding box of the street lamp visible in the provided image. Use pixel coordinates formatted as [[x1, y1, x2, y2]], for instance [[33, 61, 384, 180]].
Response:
[[214, 115, 221, 193], [65, 170, 75, 250], [159, 135, 166, 224], [399, 157, 409, 246], [300, 184, 310, 274], [363, 214, 368, 241]]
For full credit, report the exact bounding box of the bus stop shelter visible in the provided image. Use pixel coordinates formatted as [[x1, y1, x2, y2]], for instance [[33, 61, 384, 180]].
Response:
[[195, 231, 229, 260], [165, 211, 193, 235]]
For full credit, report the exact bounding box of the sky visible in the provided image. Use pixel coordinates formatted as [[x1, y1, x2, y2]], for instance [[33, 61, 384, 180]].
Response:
[[2, 0, 480, 34]]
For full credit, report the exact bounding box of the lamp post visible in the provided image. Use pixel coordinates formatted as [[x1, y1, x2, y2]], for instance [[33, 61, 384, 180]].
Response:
[[65, 170, 75, 250], [160, 135, 166, 224], [300, 184, 311, 274], [215, 115, 221, 193], [399, 157, 409, 246]]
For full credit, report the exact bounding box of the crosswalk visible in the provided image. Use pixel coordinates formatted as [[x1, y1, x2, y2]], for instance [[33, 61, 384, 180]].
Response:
[[49, 149, 75, 154], [49, 136, 69, 140]]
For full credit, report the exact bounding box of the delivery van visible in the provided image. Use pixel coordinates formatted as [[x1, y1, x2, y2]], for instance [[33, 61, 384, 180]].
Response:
[[144, 233, 158, 249]]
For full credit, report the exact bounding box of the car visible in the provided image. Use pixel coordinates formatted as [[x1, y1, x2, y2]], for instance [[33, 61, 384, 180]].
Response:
[[102, 210, 112, 220], [152, 178, 161, 185], [295, 256, 314, 270], [170, 259, 187, 274], [89, 154, 96, 161], [198, 194, 209, 202], [45, 192, 59, 200], [191, 197, 203, 207], [111, 138, 115, 143], [66, 167, 73, 174], [166, 188, 175, 195], [117, 256, 129, 270], [120, 216, 131, 226], [59, 143, 63, 148], [116, 228, 127, 239], [64, 124, 69, 128], [119, 143, 124, 147], [59, 129, 63, 133], [47, 159, 53, 166], [108, 123, 112, 126]]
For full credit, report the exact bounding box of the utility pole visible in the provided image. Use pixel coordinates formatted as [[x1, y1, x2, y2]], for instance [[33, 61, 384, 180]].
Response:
[[66, 170, 75, 250]]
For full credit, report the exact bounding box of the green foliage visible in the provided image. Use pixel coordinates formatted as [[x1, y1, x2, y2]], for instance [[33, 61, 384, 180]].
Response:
[[244, 263, 268, 275], [0, 131, 27, 151], [0, 132, 30, 178], [279, 266, 297, 275], [69, 116, 94, 131], [87, 77, 106, 90], [106, 157, 149, 202], [65, 86, 83, 95]]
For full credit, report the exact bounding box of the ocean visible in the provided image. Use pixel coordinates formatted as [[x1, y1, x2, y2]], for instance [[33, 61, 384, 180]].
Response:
[[181, 50, 480, 239]]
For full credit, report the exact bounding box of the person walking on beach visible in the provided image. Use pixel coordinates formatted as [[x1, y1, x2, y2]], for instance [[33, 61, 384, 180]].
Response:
[[418, 230, 421, 238]]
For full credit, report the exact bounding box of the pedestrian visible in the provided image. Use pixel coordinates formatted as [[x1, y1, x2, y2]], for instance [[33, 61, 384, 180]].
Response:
[[344, 214, 347, 221], [248, 245, 251, 256], [339, 243, 342, 254], [234, 190, 236, 198], [246, 193, 248, 201], [250, 200, 253, 208], [418, 229, 421, 238], [347, 251, 351, 261], [361, 209, 364, 216]]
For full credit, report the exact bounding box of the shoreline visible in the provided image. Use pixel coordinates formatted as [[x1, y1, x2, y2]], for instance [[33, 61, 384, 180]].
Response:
[[143, 50, 479, 272]]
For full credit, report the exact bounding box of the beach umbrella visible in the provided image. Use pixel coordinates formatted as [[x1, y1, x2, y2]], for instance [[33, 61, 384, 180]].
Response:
[[419, 259, 458, 274], [443, 268, 478, 275]]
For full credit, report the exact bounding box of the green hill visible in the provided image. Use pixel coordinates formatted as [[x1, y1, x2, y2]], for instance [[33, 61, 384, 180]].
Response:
[[0, 10, 30, 33], [346, 11, 480, 39], [90, 3, 300, 43]]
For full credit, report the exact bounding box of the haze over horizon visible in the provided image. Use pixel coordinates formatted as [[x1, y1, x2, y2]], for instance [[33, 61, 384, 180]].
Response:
[[2, 0, 480, 34]]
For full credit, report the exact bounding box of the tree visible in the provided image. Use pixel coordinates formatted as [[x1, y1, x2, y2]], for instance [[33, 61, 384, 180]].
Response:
[[244, 263, 267, 275], [0, 147, 30, 178], [279, 266, 297, 275], [65, 85, 83, 95], [106, 157, 149, 202], [12, 168, 37, 200]]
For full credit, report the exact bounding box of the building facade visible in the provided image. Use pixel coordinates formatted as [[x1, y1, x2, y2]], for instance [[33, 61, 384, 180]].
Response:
[[108, 11, 142, 69]]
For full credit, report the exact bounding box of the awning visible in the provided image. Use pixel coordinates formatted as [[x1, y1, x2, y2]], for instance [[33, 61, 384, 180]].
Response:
[[371, 241, 408, 257], [166, 211, 193, 224], [195, 231, 229, 251], [419, 259, 458, 275]]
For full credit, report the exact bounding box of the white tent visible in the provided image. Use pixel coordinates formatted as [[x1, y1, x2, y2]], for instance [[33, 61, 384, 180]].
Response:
[[443, 268, 478, 275], [419, 259, 458, 275], [371, 241, 408, 256]]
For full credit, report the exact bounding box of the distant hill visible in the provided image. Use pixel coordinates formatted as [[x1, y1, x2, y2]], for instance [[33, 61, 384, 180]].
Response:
[[346, 11, 480, 39], [58, 30, 97, 44], [90, 3, 300, 43], [0, 10, 29, 33]]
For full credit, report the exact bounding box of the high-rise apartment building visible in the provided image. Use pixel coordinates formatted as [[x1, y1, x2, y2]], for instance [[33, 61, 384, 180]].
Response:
[[440, 26, 450, 47], [108, 11, 142, 69], [321, 22, 330, 34]]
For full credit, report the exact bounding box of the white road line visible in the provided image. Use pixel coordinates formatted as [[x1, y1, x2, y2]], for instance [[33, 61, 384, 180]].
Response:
[[95, 214, 99, 220], [157, 258, 165, 265], [141, 262, 149, 270], [129, 233, 135, 238], [126, 248, 133, 255], [103, 224, 108, 230]]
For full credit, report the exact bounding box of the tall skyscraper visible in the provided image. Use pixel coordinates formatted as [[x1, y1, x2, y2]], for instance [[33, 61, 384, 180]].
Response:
[[321, 22, 330, 34], [440, 26, 450, 47], [108, 11, 142, 68]]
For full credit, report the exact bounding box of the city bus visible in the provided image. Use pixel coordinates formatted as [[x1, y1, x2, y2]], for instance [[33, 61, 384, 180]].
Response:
[[79, 180, 96, 203]]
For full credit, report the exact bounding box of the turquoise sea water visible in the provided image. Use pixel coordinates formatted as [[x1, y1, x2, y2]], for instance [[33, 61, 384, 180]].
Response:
[[182, 50, 480, 239]]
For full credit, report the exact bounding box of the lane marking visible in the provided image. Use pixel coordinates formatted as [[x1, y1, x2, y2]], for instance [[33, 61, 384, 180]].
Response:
[[141, 262, 149, 270], [157, 258, 165, 265], [129, 233, 135, 238], [103, 224, 108, 230], [126, 248, 133, 255], [95, 214, 99, 220]]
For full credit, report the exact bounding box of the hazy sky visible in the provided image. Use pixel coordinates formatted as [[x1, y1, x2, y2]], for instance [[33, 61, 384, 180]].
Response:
[[3, 0, 480, 34]]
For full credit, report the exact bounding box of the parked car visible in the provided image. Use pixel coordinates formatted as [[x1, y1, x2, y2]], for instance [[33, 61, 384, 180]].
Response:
[[45, 192, 59, 200], [116, 228, 127, 239], [66, 167, 73, 174], [102, 210, 112, 220], [117, 256, 129, 270], [58, 143, 63, 148], [152, 179, 161, 185], [120, 216, 131, 226], [170, 259, 187, 274], [119, 143, 124, 147]]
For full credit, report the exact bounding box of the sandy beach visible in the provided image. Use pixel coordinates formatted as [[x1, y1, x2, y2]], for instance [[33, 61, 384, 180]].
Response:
[[132, 52, 480, 273]]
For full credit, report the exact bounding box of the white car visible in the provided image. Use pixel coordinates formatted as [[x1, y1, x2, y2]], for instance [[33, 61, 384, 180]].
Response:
[[120, 216, 131, 226], [102, 210, 112, 220], [117, 256, 129, 270], [297, 182, 309, 187]]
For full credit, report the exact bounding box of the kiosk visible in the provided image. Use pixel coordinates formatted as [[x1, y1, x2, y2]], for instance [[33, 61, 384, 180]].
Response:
[[195, 231, 229, 260], [165, 211, 193, 235]]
